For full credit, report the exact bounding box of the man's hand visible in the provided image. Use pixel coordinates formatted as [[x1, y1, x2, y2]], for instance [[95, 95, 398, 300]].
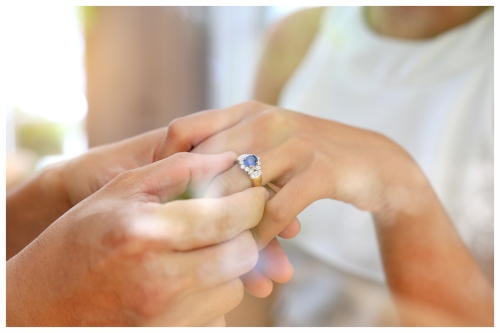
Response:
[[7, 153, 266, 326], [7, 128, 295, 297]]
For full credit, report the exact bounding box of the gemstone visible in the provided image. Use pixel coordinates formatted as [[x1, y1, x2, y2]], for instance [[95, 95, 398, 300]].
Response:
[[250, 170, 262, 179], [243, 155, 258, 167]]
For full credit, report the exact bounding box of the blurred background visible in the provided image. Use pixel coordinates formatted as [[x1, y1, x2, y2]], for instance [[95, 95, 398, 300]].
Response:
[[4, 6, 304, 189], [3, 6, 494, 327]]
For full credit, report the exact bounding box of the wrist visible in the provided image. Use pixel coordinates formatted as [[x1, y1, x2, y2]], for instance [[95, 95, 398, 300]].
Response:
[[6, 256, 42, 326], [372, 162, 433, 225], [7, 164, 71, 259]]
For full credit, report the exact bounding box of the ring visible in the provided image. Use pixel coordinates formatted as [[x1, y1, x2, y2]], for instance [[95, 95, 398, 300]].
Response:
[[237, 154, 262, 187]]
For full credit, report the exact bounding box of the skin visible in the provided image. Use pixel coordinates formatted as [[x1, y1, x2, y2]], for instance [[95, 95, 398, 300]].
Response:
[[154, 6, 493, 326], [6, 5, 492, 327], [7, 152, 270, 326], [6, 130, 295, 326], [155, 101, 493, 326]]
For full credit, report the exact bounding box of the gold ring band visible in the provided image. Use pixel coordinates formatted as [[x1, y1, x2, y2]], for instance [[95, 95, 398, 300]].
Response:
[[237, 154, 263, 187], [252, 175, 262, 187]]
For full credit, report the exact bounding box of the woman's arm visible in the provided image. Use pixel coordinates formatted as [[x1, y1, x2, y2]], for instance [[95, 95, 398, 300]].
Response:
[[155, 101, 494, 326], [373, 178, 493, 326]]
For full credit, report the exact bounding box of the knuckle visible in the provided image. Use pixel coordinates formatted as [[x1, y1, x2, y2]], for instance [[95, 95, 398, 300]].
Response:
[[258, 108, 292, 130], [211, 172, 238, 197], [266, 200, 290, 226], [112, 169, 135, 185], [101, 215, 149, 253], [166, 118, 188, 143], [240, 99, 266, 112], [130, 280, 169, 319], [129, 268, 185, 321], [107, 169, 142, 195], [168, 151, 191, 165]]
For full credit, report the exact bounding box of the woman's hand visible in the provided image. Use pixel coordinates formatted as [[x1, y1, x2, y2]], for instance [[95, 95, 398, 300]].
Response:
[[7, 153, 266, 326], [155, 101, 427, 245], [155, 101, 493, 325]]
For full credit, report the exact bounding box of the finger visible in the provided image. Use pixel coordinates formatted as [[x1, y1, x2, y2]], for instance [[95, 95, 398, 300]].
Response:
[[204, 139, 303, 199], [204, 165, 301, 239], [175, 231, 258, 292], [239, 237, 294, 291], [147, 278, 243, 326], [148, 187, 267, 251], [118, 128, 168, 165], [240, 267, 274, 298], [108, 152, 237, 202], [155, 101, 267, 160], [253, 169, 324, 249], [278, 217, 301, 239], [264, 184, 302, 238], [257, 238, 294, 284]]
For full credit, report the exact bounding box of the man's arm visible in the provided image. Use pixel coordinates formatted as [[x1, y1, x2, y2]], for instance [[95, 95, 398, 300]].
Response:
[[7, 165, 69, 260]]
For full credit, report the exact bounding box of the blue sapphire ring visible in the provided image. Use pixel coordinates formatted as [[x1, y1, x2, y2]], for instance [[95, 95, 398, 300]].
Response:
[[237, 154, 262, 187]]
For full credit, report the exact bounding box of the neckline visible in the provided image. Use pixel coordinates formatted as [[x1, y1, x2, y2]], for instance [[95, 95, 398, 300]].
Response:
[[356, 6, 493, 49]]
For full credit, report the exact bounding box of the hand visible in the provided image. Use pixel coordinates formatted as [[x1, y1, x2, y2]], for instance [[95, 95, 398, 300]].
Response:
[[156, 101, 427, 244], [8, 128, 295, 295], [155, 101, 493, 325], [7, 129, 169, 258], [7, 153, 265, 326]]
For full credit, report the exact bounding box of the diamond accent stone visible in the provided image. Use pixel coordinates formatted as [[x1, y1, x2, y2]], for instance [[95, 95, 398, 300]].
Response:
[[250, 170, 262, 179]]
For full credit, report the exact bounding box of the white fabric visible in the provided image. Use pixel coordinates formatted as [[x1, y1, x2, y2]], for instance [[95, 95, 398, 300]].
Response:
[[278, 6, 493, 286]]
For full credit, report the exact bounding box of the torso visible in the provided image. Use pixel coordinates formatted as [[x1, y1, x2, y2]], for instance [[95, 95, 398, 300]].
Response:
[[229, 6, 493, 326]]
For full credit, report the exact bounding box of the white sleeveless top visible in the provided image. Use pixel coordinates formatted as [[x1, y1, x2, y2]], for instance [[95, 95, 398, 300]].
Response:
[[278, 6, 493, 284]]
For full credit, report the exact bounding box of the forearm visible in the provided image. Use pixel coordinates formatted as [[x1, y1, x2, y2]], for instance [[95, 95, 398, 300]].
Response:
[[6, 164, 70, 260], [373, 186, 493, 325]]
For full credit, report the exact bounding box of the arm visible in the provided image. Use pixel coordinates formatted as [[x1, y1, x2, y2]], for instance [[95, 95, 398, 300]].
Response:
[[253, 7, 325, 105], [6, 129, 166, 260], [6, 166, 70, 260], [374, 180, 493, 326], [155, 101, 494, 326], [252, 7, 493, 325]]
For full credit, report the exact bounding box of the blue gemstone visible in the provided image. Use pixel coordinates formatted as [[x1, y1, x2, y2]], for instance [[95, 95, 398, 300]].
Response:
[[244, 155, 258, 167]]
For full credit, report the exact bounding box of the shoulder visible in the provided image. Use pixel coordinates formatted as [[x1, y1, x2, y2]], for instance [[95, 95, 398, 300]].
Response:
[[267, 6, 326, 47], [253, 7, 326, 105]]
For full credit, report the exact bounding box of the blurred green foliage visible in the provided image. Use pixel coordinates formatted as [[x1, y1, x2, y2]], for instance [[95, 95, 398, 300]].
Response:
[[76, 6, 100, 34], [17, 122, 64, 157], [169, 188, 195, 201]]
